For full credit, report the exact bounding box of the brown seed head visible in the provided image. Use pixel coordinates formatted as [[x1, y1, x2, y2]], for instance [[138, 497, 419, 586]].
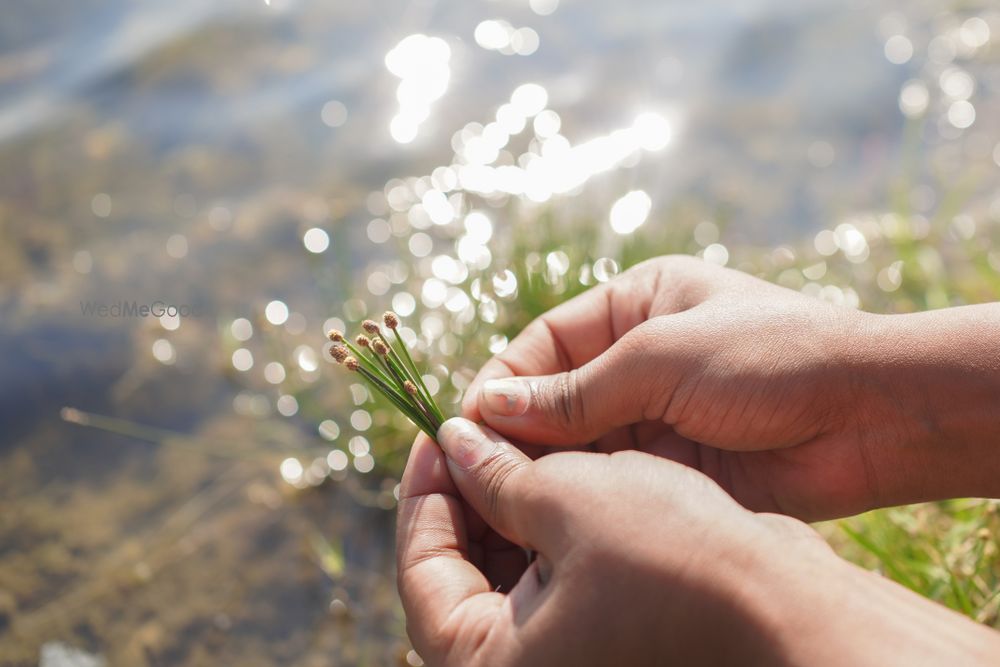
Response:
[[383, 311, 399, 329], [344, 356, 360, 371], [403, 380, 418, 395], [372, 339, 389, 356], [329, 344, 349, 363], [327, 329, 344, 342], [362, 319, 380, 335], [355, 334, 371, 348]]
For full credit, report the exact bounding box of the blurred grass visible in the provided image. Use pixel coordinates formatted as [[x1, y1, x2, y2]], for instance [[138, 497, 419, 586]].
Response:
[[833, 501, 1000, 626]]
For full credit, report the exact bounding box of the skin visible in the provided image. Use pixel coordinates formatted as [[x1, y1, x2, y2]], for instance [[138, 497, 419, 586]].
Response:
[[397, 255, 1000, 665], [462, 255, 1000, 521]]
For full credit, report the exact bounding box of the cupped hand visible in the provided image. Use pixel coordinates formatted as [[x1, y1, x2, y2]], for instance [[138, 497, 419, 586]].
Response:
[[463, 255, 909, 521]]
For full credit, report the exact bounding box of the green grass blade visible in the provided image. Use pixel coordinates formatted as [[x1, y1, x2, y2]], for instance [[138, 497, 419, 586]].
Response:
[[839, 521, 918, 590]]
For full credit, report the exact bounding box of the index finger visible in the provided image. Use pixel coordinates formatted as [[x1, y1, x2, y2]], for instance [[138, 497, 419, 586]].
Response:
[[396, 434, 505, 662], [463, 270, 650, 421]]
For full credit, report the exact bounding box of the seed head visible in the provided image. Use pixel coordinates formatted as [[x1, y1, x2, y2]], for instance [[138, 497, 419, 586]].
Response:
[[383, 311, 399, 329], [403, 380, 418, 395], [362, 319, 380, 335], [355, 334, 371, 348], [327, 329, 344, 343], [372, 339, 389, 356], [329, 344, 349, 363], [344, 356, 360, 371]]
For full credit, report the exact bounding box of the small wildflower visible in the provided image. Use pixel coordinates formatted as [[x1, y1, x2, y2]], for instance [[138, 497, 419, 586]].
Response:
[[372, 339, 389, 356], [356, 334, 372, 348], [383, 311, 399, 329], [327, 329, 344, 342], [362, 319, 380, 335], [329, 344, 349, 363], [403, 380, 417, 395], [344, 356, 360, 371]]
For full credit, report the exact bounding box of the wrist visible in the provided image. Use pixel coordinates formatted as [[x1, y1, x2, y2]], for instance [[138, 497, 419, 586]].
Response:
[[851, 306, 1000, 502], [718, 518, 848, 666], [658, 515, 842, 665]]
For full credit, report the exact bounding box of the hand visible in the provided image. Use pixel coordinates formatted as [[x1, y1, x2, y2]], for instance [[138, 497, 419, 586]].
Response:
[[397, 418, 815, 666], [462, 255, 1000, 520], [396, 419, 1000, 666]]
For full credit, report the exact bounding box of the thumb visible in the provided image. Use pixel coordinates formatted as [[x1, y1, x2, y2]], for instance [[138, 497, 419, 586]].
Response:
[[476, 331, 655, 446], [436, 418, 549, 550]]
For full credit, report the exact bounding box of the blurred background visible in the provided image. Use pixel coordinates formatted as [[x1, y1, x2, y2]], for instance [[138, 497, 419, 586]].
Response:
[[1, 0, 999, 665]]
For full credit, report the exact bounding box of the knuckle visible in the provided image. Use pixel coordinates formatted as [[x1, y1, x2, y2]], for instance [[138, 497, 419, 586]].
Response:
[[474, 450, 529, 526], [535, 369, 584, 429], [612, 327, 665, 402]]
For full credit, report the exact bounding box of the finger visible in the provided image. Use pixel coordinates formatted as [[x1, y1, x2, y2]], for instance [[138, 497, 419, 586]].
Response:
[[399, 432, 459, 498], [396, 433, 503, 661], [475, 323, 664, 446], [461, 262, 666, 421], [461, 287, 614, 422], [436, 418, 556, 551]]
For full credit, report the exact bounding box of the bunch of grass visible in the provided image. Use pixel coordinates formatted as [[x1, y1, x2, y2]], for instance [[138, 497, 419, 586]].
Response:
[[327, 312, 445, 439]]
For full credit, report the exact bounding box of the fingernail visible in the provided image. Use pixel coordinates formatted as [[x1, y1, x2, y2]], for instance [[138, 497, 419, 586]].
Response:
[[481, 379, 530, 417], [437, 418, 499, 469]]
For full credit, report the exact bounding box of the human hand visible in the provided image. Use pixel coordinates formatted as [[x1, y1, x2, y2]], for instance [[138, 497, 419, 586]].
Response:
[[462, 255, 1000, 520], [396, 418, 820, 666], [396, 419, 1000, 666]]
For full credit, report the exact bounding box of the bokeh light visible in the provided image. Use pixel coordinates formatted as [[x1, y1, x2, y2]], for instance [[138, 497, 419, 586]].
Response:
[[265, 300, 289, 326], [610, 190, 652, 235], [232, 348, 254, 372], [386, 34, 452, 144], [303, 227, 330, 253]]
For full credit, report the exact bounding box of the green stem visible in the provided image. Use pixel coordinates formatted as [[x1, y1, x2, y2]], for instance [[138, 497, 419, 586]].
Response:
[[376, 349, 441, 432], [406, 388, 441, 432], [356, 367, 436, 437], [354, 363, 415, 414], [380, 349, 410, 391], [386, 329, 446, 424]]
